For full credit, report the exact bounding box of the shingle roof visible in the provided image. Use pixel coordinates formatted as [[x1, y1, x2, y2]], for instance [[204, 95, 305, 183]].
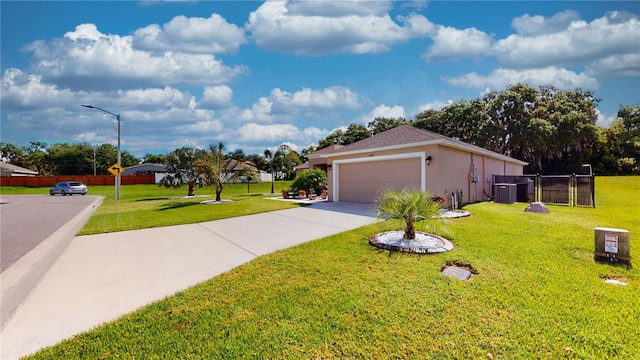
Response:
[[309, 125, 527, 165], [306, 144, 344, 158], [332, 125, 451, 153], [0, 161, 39, 175]]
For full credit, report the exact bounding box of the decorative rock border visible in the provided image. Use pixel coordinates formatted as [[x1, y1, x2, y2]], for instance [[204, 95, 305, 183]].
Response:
[[200, 199, 233, 204], [369, 231, 454, 254], [438, 210, 471, 218]]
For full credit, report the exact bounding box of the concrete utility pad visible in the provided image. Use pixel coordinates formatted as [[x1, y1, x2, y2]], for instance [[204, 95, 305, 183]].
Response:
[[441, 266, 472, 280]]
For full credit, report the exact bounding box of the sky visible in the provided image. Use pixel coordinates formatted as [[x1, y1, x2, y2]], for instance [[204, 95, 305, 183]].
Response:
[[1, 1, 639, 158]]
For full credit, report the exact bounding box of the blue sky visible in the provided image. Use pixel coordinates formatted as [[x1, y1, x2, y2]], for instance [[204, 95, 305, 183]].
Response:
[[1, 1, 639, 158]]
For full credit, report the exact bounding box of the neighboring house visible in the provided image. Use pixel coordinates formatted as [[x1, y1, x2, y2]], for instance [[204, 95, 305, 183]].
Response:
[[307, 125, 527, 204], [122, 163, 168, 176], [123, 163, 168, 183], [0, 162, 39, 177], [224, 160, 272, 183]]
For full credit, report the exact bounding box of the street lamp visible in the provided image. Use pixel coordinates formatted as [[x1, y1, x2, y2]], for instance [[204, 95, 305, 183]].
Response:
[[82, 105, 121, 200]]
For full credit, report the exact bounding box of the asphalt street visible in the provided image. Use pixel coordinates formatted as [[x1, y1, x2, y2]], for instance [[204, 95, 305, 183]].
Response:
[[1, 194, 103, 331], [0, 194, 101, 271]]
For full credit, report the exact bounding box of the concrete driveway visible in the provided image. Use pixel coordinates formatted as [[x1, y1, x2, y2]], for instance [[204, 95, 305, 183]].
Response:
[[0, 201, 377, 359]]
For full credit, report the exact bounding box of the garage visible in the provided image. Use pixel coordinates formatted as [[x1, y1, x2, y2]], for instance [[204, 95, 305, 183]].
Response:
[[335, 154, 424, 203], [308, 125, 527, 204]]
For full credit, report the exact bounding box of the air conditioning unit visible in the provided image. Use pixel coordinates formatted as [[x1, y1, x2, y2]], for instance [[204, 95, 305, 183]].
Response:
[[494, 183, 516, 204], [594, 227, 631, 265]]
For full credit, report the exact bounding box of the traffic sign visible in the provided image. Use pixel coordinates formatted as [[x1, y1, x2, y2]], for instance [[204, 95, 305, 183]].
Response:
[[108, 163, 124, 176]]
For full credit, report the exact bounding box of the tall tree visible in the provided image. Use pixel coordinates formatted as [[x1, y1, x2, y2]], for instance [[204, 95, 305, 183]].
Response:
[[264, 147, 284, 193], [142, 153, 168, 164], [22, 142, 51, 175], [196, 142, 258, 201], [368, 117, 406, 135], [0, 143, 24, 164], [159, 147, 208, 196]]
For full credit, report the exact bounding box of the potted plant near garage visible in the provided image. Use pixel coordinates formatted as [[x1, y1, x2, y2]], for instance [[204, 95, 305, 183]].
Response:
[[290, 168, 327, 201], [281, 188, 289, 199]]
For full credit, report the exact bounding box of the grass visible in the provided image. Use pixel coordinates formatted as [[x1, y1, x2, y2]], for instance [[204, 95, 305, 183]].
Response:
[[1, 181, 297, 235], [21, 177, 640, 358]]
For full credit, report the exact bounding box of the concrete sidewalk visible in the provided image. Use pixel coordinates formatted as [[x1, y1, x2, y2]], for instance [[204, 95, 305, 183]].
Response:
[[0, 201, 377, 359]]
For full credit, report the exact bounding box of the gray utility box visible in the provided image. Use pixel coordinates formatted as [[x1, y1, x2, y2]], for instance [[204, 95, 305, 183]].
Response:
[[594, 227, 631, 265], [494, 183, 517, 204]]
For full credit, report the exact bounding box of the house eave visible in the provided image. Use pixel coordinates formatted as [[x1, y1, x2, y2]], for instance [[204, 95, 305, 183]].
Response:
[[319, 139, 528, 166]]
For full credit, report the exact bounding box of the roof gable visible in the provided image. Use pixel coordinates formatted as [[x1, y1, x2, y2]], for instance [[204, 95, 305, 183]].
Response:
[[313, 125, 527, 165], [331, 125, 450, 153]]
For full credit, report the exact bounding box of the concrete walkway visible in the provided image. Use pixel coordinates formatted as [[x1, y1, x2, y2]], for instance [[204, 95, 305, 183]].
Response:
[[0, 201, 377, 359]]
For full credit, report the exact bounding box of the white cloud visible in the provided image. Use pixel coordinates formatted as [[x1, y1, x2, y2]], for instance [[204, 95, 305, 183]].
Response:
[[361, 104, 405, 122], [585, 53, 640, 77], [270, 86, 360, 110], [595, 108, 617, 128], [286, 0, 393, 17], [414, 100, 453, 114], [116, 86, 194, 109], [492, 11, 640, 68], [1, 68, 75, 109], [422, 26, 492, 61], [22, 23, 247, 91], [444, 67, 599, 91], [235, 122, 329, 144], [246, 0, 433, 55], [132, 13, 247, 54], [238, 86, 361, 122], [200, 85, 234, 108], [511, 10, 580, 36]]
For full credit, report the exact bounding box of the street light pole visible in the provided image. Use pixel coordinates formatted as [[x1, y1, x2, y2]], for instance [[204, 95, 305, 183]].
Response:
[[82, 105, 122, 200]]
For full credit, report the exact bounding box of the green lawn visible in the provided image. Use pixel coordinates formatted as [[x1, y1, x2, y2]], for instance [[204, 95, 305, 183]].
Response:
[[1, 181, 297, 235], [23, 177, 640, 358]]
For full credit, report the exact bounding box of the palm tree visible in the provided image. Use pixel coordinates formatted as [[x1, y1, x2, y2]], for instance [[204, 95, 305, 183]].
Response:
[[375, 188, 443, 240], [195, 142, 258, 201], [263, 147, 285, 193], [159, 147, 207, 196], [160, 143, 257, 200]]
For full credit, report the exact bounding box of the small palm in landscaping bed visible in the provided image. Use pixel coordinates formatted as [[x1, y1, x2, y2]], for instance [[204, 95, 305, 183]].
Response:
[[373, 188, 452, 253], [375, 188, 444, 239]]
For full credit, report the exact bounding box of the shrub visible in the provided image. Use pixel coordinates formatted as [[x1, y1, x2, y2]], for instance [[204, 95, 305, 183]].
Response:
[[290, 168, 327, 196]]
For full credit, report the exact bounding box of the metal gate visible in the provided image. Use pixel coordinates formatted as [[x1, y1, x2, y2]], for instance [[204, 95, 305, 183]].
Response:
[[493, 174, 595, 207]]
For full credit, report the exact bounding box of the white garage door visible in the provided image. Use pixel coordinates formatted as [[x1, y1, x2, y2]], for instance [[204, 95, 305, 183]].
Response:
[[337, 158, 422, 203]]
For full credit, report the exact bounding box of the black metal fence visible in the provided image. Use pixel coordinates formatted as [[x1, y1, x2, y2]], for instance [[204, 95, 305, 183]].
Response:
[[493, 174, 595, 207]]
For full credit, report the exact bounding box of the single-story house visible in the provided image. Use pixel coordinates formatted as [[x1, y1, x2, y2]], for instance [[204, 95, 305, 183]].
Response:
[[225, 160, 272, 183], [0, 162, 39, 177], [307, 125, 527, 204], [122, 163, 168, 176]]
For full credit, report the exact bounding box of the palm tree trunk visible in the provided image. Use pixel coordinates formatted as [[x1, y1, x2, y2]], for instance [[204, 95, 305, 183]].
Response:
[[405, 222, 416, 240], [188, 182, 195, 197], [216, 184, 222, 201]]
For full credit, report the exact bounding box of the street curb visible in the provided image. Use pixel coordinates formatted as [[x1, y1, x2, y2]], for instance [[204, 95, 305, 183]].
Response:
[[0, 196, 103, 330]]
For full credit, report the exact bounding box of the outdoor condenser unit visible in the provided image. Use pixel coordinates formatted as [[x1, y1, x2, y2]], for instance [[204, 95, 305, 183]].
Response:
[[494, 183, 517, 204], [594, 227, 631, 265]]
